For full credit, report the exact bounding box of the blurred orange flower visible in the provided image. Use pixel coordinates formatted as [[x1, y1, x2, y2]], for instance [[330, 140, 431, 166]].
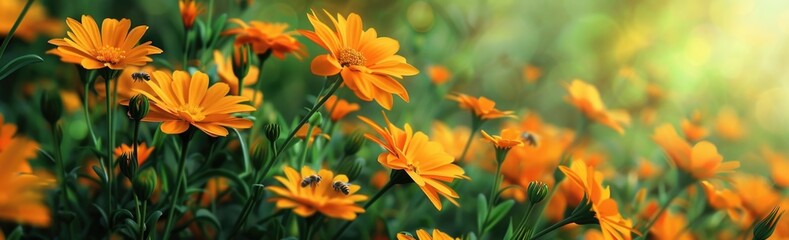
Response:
[[223, 19, 305, 59], [324, 96, 360, 122], [714, 107, 745, 141], [213, 50, 263, 106], [359, 113, 468, 210], [128, 70, 255, 137], [731, 174, 782, 228], [522, 64, 542, 83], [369, 170, 389, 189], [178, 0, 202, 29], [650, 212, 694, 240], [267, 166, 367, 220], [431, 122, 481, 160], [0, 116, 50, 227], [0, 0, 62, 41], [700, 181, 743, 220], [564, 79, 630, 134], [300, 10, 419, 110], [559, 160, 637, 240], [113, 142, 155, 165], [48, 15, 163, 70], [481, 127, 524, 150], [761, 146, 789, 188], [396, 229, 459, 240], [448, 93, 515, 120], [636, 158, 661, 180], [652, 124, 739, 180], [680, 111, 706, 142], [59, 90, 82, 113], [428, 65, 452, 85], [295, 124, 330, 145]]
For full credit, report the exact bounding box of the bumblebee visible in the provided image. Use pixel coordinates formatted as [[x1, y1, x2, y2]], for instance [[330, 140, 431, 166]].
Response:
[[332, 181, 351, 195], [131, 72, 151, 82], [521, 131, 539, 147], [300, 175, 322, 187]]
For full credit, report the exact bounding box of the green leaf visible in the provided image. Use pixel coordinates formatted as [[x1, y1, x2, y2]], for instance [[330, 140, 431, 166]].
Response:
[[92, 165, 107, 183], [477, 194, 488, 234], [93, 204, 109, 227], [485, 200, 515, 233], [503, 218, 514, 240], [124, 218, 140, 236], [6, 225, 24, 240], [113, 209, 134, 224], [232, 128, 253, 178], [146, 210, 163, 228], [0, 54, 43, 81], [195, 209, 222, 236]]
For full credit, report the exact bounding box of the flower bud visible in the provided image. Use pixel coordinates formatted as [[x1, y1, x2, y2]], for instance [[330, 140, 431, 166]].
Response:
[[232, 44, 250, 80], [264, 123, 281, 142], [335, 158, 363, 182], [308, 112, 323, 127], [134, 169, 158, 201], [753, 206, 783, 240], [127, 94, 150, 121], [119, 152, 137, 180], [251, 142, 268, 170], [527, 181, 548, 205], [343, 131, 365, 156], [40, 90, 63, 126]]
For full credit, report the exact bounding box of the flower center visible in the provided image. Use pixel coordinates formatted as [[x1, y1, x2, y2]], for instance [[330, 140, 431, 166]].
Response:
[[176, 104, 205, 122], [337, 48, 366, 67], [95, 45, 126, 64], [406, 163, 418, 173]]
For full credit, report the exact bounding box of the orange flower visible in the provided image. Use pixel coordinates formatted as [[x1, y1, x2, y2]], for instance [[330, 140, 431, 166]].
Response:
[[95, 66, 161, 102], [700, 181, 744, 220], [428, 65, 452, 85], [650, 212, 694, 240], [396, 229, 459, 240], [295, 124, 330, 145], [522, 64, 542, 83], [715, 107, 745, 141], [213, 50, 263, 107], [266, 166, 367, 220], [431, 122, 482, 160], [564, 80, 630, 134], [223, 19, 305, 59], [559, 160, 637, 240], [127, 70, 255, 137], [731, 174, 782, 228], [299, 10, 419, 110], [0, 0, 62, 42], [481, 127, 524, 150], [369, 170, 389, 189], [359, 113, 468, 210], [448, 93, 515, 120], [113, 142, 155, 165], [636, 158, 660, 180], [762, 146, 789, 188], [178, 0, 202, 30], [197, 177, 230, 207], [680, 111, 706, 142], [48, 15, 163, 70], [324, 96, 360, 121], [652, 124, 739, 180], [0, 115, 50, 227]]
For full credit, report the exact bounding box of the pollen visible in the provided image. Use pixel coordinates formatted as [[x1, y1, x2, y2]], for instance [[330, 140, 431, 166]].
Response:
[[176, 104, 206, 122], [94, 45, 126, 65], [337, 48, 366, 67]]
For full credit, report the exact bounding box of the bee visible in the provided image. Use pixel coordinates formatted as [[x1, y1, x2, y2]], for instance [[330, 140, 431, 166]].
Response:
[[332, 181, 351, 195], [300, 175, 322, 187], [131, 71, 151, 82], [521, 132, 539, 147]]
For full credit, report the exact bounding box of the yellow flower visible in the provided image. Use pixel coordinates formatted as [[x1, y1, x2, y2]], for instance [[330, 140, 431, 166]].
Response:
[[178, 0, 202, 30], [0, 116, 50, 227], [223, 19, 305, 59], [113, 142, 155, 166], [448, 93, 515, 120], [359, 113, 468, 210], [213, 50, 263, 107], [428, 65, 452, 85], [266, 166, 367, 220], [680, 110, 706, 142], [564, 79, 630, 134], [0, 0, 62, 42], [481, 127, 525, 150], [48, 15, 163, 70], [652, 124, 739, 180], [300, 10, 419, 110], [396, 229, 459, 240], [324, 96, 360, 122], [559, 160, 637, 240], [127, 70, 255, 137]]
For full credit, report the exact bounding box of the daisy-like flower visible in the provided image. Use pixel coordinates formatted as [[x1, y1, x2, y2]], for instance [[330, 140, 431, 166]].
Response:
[[481, 127, 525, 150], [448, 93, 515, 120], [48, 15, 163, 70], [559, 159, 637, 240], [113, 142, 155, 165], [652, 124, 739, 180], [178, 0, 202, 30], [428, 65, 452, 85], [223, 19, 305, 59], [324, 96, 360, 122], [396, 229, 459, 240], [700, 181, 744, 220], [213, 50, 263, 106], [295, 124, 330, 145], [267, 166, 367, 220], [126, 70, 255, 137], [299, 10, 419, 110], [359, 112, 468, 210], [0, 116, 50, 227], [564, 80, 630, 134], [1, 0, 62, 42]]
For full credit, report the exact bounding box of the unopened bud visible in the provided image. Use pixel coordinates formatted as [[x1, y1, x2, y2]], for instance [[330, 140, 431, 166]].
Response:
[[40, 90, 63, 125], [308, 112, 323, 127], [336, 158, 363, 182], [527, 181, 548, 204], [753, 206, 783, 240], [133, 169, 158, 201], [343, 131, 365, 156], [251, 142, 268, 170], [128, 94, 150, 121], [119, 152, 137, 180], [264, 123, 281, 142]]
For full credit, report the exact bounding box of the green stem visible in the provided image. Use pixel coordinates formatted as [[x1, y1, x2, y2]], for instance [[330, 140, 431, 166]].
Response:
[[183, 29, 190, 69], [133, 195, 144, 240], [530, 217, 574, 240], [513, 203, 536, 239], [331, 181, 395, 240], [636, 184, 686, 239], [298, 124, 315, 168], [162, 132, 193, 240], [0, 0, 34, 59], [458, 117, 483, 162], [103, 70, 116, 234], [227, 196, 255, 239], [52, 126, 68, 226], [83, 80, 100, 149]]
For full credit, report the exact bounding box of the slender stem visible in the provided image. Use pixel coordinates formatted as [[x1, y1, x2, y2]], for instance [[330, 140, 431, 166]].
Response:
[[306, 215, 324, 240], [103, 70, 116, 234], [133, 195, 143, 240], [298, 124, 315, 168], [227, 194, 256, 239], [514, 203, 536, 239], [530, 217, 574, 240], [0, 0, 34, 59], [251, 53, 268, 104], [83, 81, 100, 148], [183, 29, 190, 69], [636, 185, 686, 239], [331, 181, 395, 240], [487, 163, 503, 209], [162, 134, 192, 240], [52, 126, 68, 230], [458, 117, 483, 162]]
